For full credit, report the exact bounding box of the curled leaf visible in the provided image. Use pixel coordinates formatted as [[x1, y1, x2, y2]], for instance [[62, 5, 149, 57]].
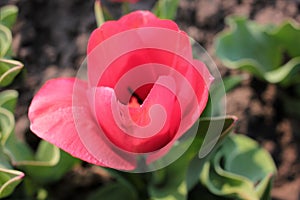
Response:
[[0, 5, 18, 29], [215, 16, 300, 87], [199, 134, 276, 200], [149, 116, 237, 200], [0, 167, 24, 198], [0, 59, 23, 87], [0, 90, 18, 112], [0, 24, 12, 58]]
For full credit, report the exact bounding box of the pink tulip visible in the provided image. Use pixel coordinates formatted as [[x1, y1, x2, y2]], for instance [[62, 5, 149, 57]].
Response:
[[29, 11, 213, 171]]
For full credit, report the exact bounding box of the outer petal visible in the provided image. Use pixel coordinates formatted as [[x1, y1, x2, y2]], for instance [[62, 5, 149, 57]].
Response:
[[87, 10, 179, 54], [28, 78, 135, 170]]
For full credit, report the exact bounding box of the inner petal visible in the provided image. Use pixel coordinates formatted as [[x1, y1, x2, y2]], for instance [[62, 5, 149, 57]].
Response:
[[91, 83, 181, 153]]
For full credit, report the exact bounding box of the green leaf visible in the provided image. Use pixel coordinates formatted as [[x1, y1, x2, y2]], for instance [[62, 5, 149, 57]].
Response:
[[0, 24, 12, 58], [94, 0, 105, 27], [0, 147, 11, 169], [23, 141, 60, 166], [215, 16, 300, 87], [4, 133, 74, 184], [4, 132, 35, 165], [0, 107, 15, 146], [198, 115, 237, 155], [149, 154, 189, 200], [186, 116, 237, 191], [5, 132, 78, 184], [215, 16, 281, 74], [201, 152, 258, 200], [0, 146, 24, 199], [153, 0, 180, 20], [0, 5, 18, 29], [149, 116, 237, 200], [225, 135, 276, 184], [265, 56, 300, 86], [23, 148, 79, 184], [0, 90, 33, 164], [0, 59, 23, 87], [222, 74, 248, 92], [0, 167, 24, 198], [270, 20, 300, 57], [0, 90, 18, 113], [198, 134, 276, 200]]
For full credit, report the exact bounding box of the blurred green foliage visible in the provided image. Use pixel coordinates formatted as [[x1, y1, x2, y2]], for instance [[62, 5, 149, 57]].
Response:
[[0, 5, 23, 87], [215, 16, 300, 87], [0, 5, 79, 199], [197, 134, 276, 200], [152, 0, 180, 20], [215, 16, 300, 117]]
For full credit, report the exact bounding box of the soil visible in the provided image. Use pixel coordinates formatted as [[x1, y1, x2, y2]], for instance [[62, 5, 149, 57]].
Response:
[[1, 0, 300, 199]]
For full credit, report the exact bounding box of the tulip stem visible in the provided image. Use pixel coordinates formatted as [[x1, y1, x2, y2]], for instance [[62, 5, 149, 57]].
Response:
[[94, 0, 105, 27]]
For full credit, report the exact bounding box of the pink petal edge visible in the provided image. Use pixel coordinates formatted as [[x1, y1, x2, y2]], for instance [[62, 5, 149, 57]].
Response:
[[28, 78, 135, 170]]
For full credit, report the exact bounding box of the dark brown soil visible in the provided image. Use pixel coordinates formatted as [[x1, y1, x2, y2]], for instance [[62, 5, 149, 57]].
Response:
[[1, 0, 300, 199]]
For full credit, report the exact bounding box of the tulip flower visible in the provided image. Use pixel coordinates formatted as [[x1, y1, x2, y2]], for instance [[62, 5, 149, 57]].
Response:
[[29, 11, 213, 171]]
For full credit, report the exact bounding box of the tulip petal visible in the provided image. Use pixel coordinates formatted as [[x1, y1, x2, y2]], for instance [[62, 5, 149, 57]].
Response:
[[90, 48, 210, 111], [87, 10, 179, 54], [90, 76, 181, 153], [29, 78, 135, 170]]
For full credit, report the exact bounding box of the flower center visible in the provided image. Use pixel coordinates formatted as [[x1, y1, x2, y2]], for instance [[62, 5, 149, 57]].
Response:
[[128, 83, 153, 108]]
